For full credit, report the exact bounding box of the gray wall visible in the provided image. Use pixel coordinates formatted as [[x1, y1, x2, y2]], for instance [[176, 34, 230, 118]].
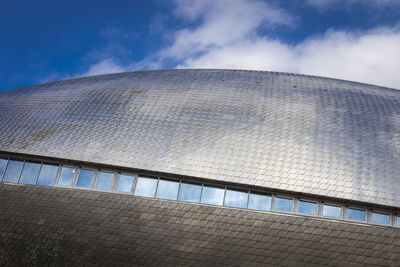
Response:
[[0, 183, 399, 266]]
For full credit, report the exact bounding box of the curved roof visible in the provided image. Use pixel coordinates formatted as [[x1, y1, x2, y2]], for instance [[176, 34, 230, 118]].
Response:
[[1, 69, 400, 207]]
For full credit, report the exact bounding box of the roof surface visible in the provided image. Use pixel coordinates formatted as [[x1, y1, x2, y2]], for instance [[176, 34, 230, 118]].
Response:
[[1, 69, 399, 207]]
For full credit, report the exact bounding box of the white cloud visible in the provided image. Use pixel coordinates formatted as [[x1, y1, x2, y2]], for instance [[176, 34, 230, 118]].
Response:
[[306, 0, 400, 10], [83, 58, 125, 76], [139, 0, 400, 89], [159, 0, 295, 61]]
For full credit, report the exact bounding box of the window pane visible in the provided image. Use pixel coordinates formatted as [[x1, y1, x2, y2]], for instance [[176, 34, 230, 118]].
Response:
[[274, 197, 293, 212], [37, 164, 59, 186], [134, 176, 158, 197], [201, 186, 224, 205], [57, 167, 76, 186], [178, 183, 202, 203], [3, 160, 24, 183], [116, 174, 134, 193], [96, 171, 114, 191], [76, 169, 94, 188], [224, 189, 248, 208], [156, 179, 179, 200], [19, 162, 41, 185], [396, 216, 400, 227], [298, 201, 317, 215], [347, 208, 366, 221], [248, 193, 271, 211], [371, 212, 390, 225], [0, 158, 7, 179], [323, 205, 342, 218]]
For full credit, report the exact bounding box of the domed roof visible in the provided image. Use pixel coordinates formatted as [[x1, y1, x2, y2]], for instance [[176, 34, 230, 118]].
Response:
[[1, 69, 399, 207]]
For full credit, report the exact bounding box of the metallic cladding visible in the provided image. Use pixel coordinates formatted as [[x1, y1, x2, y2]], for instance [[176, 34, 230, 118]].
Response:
[[0, 183, 399, 266], [0, 69, 400, 207]]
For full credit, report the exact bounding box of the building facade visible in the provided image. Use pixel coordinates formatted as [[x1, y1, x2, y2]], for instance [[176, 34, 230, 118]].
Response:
[[0, 69, 399, 266]]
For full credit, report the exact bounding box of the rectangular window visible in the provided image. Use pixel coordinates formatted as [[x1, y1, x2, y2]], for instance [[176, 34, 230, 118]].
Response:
[[248, 192, 271, 211], [323, 204, 342, 218], [298, 200, 317, 215], [96, 171, 114, 191], [156, 179, 179, 200], [116, 174, 135, 193], [57, 166, 76, 186], [371, 212, 390, 225], [201, 185, 225, 206], [19, 162, 41, 185], [3, 160, 24, 183], [347, 208, 366, 222], [178, 182, 202, 203], [224, 189, 248, 208], [134, 176, 158, 197], [76, 169, 94, 188], [274, 197, 293, 212], [37, 164, 59, 186], [396, 216, 400, 227], [0, 158, 7, 180]]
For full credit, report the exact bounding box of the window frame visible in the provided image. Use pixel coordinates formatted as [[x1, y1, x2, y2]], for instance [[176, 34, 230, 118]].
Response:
[[297, 199, 319, 216], [74, 167, 97, 189], [55, 165, 78, 187], [93, 169, 117, 192], [200, 184, 226, 206], [134, 175, 159, 198], [3, 159, 25, 184], [248, 190, 272, 212], [321, 203, 343, 219], [369, 210, 391, 226], [272, 195, 294, 213], [0, 158, 9, 181], [36, 162, 61, 187], [345, 206, 367, 222], [223, 187, 250, 209], [177, 181, 203, 203], [155, 177, 181, 201], [18, 160, 43, 185], [114, 172, 137, 194]]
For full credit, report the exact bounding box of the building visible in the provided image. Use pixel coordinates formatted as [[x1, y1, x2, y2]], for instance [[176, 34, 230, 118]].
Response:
[[0, 69, 399, 266]]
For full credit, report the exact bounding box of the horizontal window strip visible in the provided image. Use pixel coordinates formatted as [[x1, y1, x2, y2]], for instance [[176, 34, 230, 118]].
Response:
[[0, 156, 398, 228]]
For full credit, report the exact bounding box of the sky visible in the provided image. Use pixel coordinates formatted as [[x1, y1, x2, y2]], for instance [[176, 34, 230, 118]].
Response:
[[1, 0, 400, 91]]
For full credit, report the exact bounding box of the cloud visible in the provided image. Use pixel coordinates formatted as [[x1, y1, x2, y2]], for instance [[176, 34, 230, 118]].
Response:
[[174, 26, 400, 89], [306, 0, 400, 10], [159, 0, 295, 61], [135, 0, 400, 89], [83, 58, 125, 76]]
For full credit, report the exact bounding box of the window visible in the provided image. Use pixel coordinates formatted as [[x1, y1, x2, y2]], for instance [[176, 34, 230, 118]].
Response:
[[371, 212, 390, 225], [19, 162, 41, 185], [37, 164, 59, 186], [96, 171, 114, 191], [3, 160, 24, 183], [76, 169, 94, 188], [156, 179, 179, 200], [396, 216, 400, 227], [201, 185, 224, 205], [347, 208, 366, 222], [178, 182, 202, 203], [298, 200, 317, 215], [274, 197, 293, 212], [323, 204, 342, 218], [224, 189, 248, 208], [0, 158, 7, 179], [57, 166, 76, 186], [116, 174, 135, 193], [248, 192, 271, 211], [134, 176, 158, 197]]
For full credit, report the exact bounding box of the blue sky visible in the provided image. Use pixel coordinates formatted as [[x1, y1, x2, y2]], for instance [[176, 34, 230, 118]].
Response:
[[1, 0, 400, 91]]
